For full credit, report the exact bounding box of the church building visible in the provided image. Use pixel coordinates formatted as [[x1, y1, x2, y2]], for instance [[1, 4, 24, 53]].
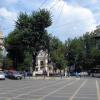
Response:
[[33, 50, 53, 76]]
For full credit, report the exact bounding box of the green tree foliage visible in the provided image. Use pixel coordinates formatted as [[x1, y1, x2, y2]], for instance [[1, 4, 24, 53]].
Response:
[[90, 48, 100, 66], [5, 9, 52, 70], [64, 27, 100, 70], [5, 8, 100, 71], [49, 36, 66, 70]]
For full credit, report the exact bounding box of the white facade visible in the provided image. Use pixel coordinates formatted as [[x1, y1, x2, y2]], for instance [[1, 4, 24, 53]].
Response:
[[0, 32, 4, 67], [0, 32, 4, 49], [0, 32, 7, 57], [33, 50, 50, 76]]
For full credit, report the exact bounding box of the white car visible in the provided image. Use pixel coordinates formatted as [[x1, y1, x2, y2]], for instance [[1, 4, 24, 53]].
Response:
[[0, 71, 5, 80], [33, 70, 43, 76]]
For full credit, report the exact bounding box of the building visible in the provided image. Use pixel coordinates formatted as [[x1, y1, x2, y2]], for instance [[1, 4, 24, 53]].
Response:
[[33, 50, 53, 76], [94, 32, 100, 50], [0, 31, 4, 49], [0, 31, 7, 56], [93, 31, 100, 67], [0, 31, 4, 68]]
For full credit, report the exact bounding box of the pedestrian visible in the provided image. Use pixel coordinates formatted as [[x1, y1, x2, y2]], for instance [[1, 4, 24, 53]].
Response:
[[67, 68, 70, 77], [23, 71, 27, 79], [28, 71, 31, 79], [65, 71, 67, 78], [43, 69, 47, 79], [60, 70, 63, 79]]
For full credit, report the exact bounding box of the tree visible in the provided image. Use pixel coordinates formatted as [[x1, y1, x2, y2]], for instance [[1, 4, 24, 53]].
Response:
[[91, 48, 100, 67], [64, 27, 100, 71], [49, 36, 66, 70], [6, 9, 52, 70], [4, 30, 25, 70], [65, 36, 90, 71]]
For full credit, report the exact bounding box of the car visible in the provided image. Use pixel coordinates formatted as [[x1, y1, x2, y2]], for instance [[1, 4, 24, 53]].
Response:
[[7, 71, 23, 80], [0, 71, 5, 80], [33, 70, 43, 76], [3, 70, 9, 78], [80, 72, 88, 77]]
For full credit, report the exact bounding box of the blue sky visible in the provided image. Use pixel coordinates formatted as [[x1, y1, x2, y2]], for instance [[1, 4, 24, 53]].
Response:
[[0, 0, 100, 42]]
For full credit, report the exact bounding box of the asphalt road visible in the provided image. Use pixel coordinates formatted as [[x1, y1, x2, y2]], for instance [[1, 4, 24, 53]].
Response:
[[0, 77, 100, 100]]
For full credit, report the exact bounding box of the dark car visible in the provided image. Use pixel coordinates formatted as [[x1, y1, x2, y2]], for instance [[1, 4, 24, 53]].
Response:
[[7, 71, 23, 80]]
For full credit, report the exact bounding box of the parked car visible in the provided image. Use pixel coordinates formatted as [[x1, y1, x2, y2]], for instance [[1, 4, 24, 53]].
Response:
[[7, 71, 23, 80], [3, 70, 9, 78], [0, 71, 5, 80]]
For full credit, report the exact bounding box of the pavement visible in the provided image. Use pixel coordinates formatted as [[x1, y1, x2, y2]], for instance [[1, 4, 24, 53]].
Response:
[[0, 77, 100, 100]]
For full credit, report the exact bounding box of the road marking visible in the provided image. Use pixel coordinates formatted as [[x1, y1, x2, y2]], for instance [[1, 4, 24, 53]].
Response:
[[38, 80, 78, 100], [69, 79, 87, 100], [7, 79, 74, 100], [5, 80, 58, 93], [96, 80, 100, 100]]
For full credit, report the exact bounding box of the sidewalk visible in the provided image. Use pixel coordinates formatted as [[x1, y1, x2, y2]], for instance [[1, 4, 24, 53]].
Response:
[[24, 76, 78, 80]]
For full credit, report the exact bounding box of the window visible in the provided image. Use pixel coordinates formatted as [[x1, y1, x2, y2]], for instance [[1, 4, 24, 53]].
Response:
[[36, 68, 38, 71], [40, 61, 44, 66]]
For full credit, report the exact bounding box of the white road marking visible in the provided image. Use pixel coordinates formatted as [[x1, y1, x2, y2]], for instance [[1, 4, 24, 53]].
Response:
[[38, 80, 78, 100], [69, 79, 87, 100], [5, 80, 58, 93], [0, 81, 40, 93], [96, 80, 100, 100], [3, 79, 62, 95], [7, 79, 74, 100]]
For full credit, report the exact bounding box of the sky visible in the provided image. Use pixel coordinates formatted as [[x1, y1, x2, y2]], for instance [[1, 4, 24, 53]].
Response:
[[0, 0, 100, 42]]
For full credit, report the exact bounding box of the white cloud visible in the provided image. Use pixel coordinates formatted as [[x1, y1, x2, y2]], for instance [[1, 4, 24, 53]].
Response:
[[0, 7, 17, 21], [0, 0, 98, 40], [48, 0, 96, 40], [5, 0, 18, 4], [0, 7, 18, 35]]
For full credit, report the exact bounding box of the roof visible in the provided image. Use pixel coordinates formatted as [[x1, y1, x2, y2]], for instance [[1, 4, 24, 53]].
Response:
[[37, 50, 48, 58]]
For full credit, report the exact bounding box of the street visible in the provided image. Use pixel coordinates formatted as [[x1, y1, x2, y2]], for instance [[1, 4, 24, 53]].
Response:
[[0, 77, 100, 100]]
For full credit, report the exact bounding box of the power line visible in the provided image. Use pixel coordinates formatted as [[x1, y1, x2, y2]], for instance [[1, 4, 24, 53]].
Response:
[[48, 0, 69, 27], [50, 23, 70, 29], [54, 1, 65, 24], [38, 0, 49, 9], [49, 0, 60, 10], [48, 19, 88, 31], [49, 13, 96, 29]]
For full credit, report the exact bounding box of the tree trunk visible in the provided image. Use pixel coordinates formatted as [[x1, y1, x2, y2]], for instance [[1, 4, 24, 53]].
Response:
[[32, 53, 37, 71]]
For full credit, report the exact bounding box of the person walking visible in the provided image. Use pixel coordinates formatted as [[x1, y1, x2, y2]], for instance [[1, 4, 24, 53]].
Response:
[[23, 71, 27, 79], [43, 69, 47, 79]]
